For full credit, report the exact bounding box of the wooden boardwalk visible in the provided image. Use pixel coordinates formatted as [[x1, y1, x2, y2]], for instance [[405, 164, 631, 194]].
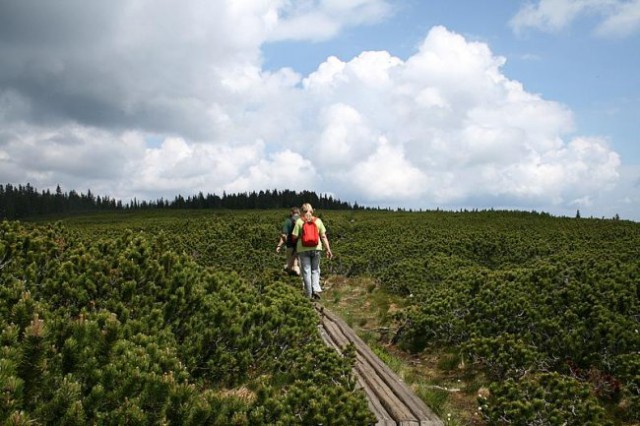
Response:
[[316, 306, 444, 426]]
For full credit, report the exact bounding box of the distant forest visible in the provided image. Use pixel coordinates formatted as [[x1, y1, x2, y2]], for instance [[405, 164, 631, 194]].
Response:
[[0, 183, 360, 220]]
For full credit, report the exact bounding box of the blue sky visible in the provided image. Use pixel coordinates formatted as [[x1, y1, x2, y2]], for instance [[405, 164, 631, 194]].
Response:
[[1, 0, 639, 220]]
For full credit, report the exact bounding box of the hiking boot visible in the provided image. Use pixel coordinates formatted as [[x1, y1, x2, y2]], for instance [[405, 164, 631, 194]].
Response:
[[312, 292, 321, 300]]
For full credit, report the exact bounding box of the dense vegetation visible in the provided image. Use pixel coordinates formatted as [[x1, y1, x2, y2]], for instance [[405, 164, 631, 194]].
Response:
[[2, 207, 639, 424], [0, 217, 374, 425], [329, 210, 639, 425]]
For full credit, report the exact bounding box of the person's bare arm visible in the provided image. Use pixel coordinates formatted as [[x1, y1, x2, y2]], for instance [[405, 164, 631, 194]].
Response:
[[276, 233, 287, 253], [321, 234, 333, 259]]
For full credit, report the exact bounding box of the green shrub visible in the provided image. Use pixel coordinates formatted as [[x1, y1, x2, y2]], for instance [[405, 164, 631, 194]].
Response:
[[479, 373, 610, 425]]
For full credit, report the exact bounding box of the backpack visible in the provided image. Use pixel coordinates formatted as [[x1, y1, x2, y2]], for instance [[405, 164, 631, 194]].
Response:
[[300, 217, 319, 247], [285, 216, 298, 248]]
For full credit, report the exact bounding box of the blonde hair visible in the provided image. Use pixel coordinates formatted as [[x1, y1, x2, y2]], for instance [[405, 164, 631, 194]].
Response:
[[301, 203, 314, 222]]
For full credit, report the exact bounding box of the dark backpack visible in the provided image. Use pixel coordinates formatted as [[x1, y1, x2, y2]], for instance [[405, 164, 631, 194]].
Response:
[[300, 217, 319, 247], [286, 216, 298, 248]]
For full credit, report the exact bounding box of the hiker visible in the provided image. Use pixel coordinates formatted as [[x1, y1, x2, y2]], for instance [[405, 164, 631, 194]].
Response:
[[276, 206, 301, 275], [291, 203, 333, 299]]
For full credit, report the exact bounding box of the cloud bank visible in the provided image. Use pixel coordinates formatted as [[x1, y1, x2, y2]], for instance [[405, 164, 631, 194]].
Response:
[[0, 1, 633, 218], [510, 0, 640, 37]]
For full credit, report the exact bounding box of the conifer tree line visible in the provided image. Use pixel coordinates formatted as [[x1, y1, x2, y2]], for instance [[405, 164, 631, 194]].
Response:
[[0, 183, 358, 220]]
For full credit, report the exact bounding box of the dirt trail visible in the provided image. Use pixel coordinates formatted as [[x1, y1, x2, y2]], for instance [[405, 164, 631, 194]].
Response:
[[316, 305, 444, 426]]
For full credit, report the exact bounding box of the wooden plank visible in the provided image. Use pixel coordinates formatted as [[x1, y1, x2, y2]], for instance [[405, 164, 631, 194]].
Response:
[[355, 367, 395, 425], [321, 317, 350, 348], [317, 324, 340, 350], [320, 308, 444, 426], [323, 308, 440, 422], [322, 315, 419, 423], [353, 351, 419, 423], [319, 319, 395, 425]]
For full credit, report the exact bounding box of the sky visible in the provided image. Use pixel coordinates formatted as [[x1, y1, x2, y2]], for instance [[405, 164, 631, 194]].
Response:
[[1, 0, 639, 220]]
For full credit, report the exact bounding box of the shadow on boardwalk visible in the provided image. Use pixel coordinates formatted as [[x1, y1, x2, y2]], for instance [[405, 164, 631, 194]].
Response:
[[316, 305, 444, 426]]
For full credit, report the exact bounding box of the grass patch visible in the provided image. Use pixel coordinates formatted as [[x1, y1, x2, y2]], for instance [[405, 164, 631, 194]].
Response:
[[369, 344, 406, 376], [437, 352, 462, 372], [419, 387, 449, 416]]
